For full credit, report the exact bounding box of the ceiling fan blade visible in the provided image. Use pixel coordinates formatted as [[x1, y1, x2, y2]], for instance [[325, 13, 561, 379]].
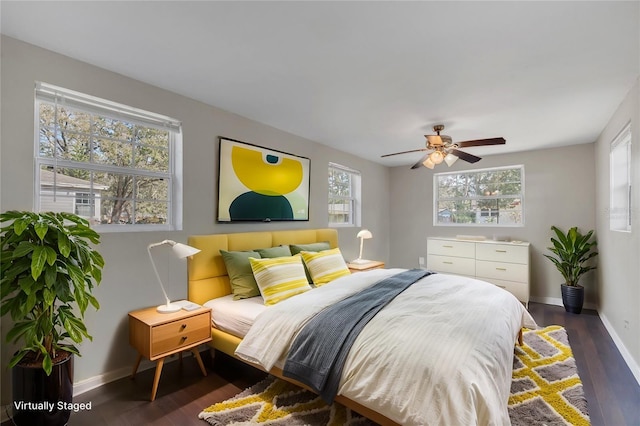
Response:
[[381, 148, 428, 158], [450, 149, 481, 163], [411, 152, 431, 169], [457, 137, 506, 147]]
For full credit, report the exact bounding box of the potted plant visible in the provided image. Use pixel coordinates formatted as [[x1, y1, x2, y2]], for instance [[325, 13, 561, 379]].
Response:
[[543, 225, 598, 314], [1, 211, 104, 426]]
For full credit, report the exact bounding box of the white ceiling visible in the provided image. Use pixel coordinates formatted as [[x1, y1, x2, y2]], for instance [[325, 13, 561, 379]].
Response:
[[2, 1, 638, 167]]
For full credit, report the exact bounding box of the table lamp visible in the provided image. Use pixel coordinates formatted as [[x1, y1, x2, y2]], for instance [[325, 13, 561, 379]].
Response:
[[148, 239, 201, 313], [352, 229, 373, 264]]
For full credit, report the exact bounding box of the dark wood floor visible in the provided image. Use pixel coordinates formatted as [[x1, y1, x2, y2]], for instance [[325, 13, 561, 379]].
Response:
[[3, 303, 639, 425]]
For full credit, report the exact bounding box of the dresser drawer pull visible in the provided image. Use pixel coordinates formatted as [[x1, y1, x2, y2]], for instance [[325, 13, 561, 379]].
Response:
[[443, 261, 453, 264], [181, 336, 188, 342], [496, 267, 507, 271], [496, 285, 506, 289], [443, 245, 454, 248], [495, 250, 507, 253], [180, 324, 187, 330]]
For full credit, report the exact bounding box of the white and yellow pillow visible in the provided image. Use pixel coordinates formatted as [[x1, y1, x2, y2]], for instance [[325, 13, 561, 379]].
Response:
[[300, 248, 351, 286], [249, 256, 311, 305]]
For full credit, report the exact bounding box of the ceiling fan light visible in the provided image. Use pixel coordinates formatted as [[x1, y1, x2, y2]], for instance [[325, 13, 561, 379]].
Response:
[[444, 153, 459, 166], [430, 150, 444, 164], [422, 157, 435, 169]]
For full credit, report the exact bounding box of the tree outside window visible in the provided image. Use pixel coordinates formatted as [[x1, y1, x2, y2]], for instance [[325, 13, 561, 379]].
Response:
[[434, 166, 524, 226]]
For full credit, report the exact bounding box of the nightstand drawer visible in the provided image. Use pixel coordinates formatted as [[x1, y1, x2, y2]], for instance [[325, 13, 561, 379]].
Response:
[[476, 260, 527, 282], [427, 254, 475, 276], [427, 239, 476, 258], [476, 243, 528, 264], [151, 312, 210, 358]]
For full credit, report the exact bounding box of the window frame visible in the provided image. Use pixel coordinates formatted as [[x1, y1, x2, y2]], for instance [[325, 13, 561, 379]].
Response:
[[34, 82, 183, 232], [433, 165, 525, 227], [328, 162, 361, 227], [609, 123, 632, 233]]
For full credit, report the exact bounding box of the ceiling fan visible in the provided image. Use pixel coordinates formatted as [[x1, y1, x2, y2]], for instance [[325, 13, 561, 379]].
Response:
[[382, 125, 506, 169]]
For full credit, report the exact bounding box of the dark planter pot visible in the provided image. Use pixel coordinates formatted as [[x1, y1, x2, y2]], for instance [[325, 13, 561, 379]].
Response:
[[12, 351, 74, 426], [561, 284, 584, 314]]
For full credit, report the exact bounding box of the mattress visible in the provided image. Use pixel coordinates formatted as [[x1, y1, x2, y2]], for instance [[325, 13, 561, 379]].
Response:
[[203, 294, 266, 338]]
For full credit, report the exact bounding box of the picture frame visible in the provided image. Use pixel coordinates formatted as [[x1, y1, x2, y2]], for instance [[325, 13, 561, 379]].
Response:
[[217, 137, 310, 222]]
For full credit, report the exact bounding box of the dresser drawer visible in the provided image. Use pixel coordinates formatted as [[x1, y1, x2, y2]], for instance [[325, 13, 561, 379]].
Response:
[[427, 239, 475, 258], [151, 312, 210, 358], [476, 243, 529, 264], [427, 254, 475, 276], [476, 260, 528, 283], [482, 278, 529, 303]]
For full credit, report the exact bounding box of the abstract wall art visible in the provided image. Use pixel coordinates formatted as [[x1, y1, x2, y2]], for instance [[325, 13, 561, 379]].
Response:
[[217, 138, 310, 222]]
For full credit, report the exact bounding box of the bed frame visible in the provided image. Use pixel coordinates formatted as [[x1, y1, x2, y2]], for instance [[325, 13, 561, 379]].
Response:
[[186, 228, 399, 426]]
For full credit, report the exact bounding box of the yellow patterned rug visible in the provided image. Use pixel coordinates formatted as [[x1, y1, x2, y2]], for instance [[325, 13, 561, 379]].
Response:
[[510, 325, 590, 426], [199, 325, 589, 426]]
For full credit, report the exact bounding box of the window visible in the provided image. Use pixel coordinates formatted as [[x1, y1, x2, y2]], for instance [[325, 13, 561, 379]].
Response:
[[328, 163, 361, 226], [434, 165, 524, 226], [610, 123, 631, 232], [35, 82, 183, 231]]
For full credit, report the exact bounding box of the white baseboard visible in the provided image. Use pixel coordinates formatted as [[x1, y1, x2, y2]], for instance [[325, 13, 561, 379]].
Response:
[[599, 312, 640, 387]]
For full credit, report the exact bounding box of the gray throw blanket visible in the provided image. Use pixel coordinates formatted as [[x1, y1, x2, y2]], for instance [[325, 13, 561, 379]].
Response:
[[282, 269, 434, 403]]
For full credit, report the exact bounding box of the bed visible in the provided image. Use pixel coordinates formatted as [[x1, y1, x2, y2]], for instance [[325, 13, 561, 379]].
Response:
[[187, 228, 536, 426]]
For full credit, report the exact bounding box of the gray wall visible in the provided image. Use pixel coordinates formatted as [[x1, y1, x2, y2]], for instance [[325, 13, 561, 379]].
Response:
[[388, 143, 597, 305], [0, 36, 390, 401], [595, 77, 640, 382]]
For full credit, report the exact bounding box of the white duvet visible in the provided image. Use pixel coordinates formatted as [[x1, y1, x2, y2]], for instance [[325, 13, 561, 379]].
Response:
[[236, 268, 537, 426]]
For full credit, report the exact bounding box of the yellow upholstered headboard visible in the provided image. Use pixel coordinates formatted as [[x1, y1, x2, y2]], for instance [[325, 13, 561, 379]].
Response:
[[187, 228, 338, 305]]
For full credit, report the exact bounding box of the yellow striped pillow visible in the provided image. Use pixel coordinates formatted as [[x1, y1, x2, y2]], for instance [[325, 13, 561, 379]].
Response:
[[249, 256, 311, 305], [300, 248, 351, 286]]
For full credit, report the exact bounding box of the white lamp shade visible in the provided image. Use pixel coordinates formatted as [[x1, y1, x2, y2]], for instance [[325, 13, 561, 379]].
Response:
[[171, 242, 201, 258], [430, 150, 444, 164], [422, 157, 435, 169], [444, 153, 459, 167], [357, 229, 373, 239]]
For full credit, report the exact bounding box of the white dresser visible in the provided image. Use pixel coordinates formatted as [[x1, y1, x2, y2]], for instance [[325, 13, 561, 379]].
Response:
[[427, 237, 530, 306]]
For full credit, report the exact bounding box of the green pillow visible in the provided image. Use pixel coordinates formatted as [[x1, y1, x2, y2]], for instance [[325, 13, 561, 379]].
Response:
[[255, 245, 292, 258], [290, 242, 331, 255], [290, 242, 331, 282], [220, 250, 262, 300]]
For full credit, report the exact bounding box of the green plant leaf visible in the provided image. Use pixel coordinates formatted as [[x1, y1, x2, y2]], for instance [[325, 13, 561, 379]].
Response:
[[31, 246, 48, 280], [12, 241, 35, 259], [42, 353, 53, 376], [34, 221, 48, 240], [57, 231, 71, 258]]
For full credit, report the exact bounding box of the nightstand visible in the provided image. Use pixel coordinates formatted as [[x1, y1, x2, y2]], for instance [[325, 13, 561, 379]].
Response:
[[347, 260, 385, 273], [129, 305, 212, 401]]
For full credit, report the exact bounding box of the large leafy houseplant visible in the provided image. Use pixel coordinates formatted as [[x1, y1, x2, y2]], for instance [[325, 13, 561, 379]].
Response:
[[544, 225, 598, 287], [1, 211, 104, 375]]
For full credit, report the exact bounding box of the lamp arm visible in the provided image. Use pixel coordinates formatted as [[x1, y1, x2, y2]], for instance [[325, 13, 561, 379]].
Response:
[[358, 236, 364, 260], [147, 239, 175, 250], [148, 245, 171, 305]]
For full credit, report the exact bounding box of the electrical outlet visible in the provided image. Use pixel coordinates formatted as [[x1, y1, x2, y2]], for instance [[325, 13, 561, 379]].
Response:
[[419, 257, 425, 266]]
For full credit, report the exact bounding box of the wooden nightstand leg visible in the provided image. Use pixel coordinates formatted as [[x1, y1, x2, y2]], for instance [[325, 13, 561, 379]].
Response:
[[191, 348, 207, 376], [131, 354, 142, 378], [150, 358, 165, 401]]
